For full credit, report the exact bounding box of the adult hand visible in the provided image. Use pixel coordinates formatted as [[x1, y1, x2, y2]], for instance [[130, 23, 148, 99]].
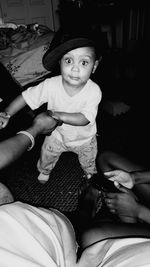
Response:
[[105, 184, 139, 222], [33, 111, 57, 135], [104, 170, 134, 189], [0, 112, 10, 129]]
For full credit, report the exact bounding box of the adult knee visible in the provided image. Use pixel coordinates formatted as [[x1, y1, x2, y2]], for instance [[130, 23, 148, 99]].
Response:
[[0, 183, 14, 205], [97, 151, 114, 172]]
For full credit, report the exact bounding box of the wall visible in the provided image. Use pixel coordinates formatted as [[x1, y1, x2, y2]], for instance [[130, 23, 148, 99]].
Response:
[[100, 6, 148, 51], [0, 1, 3, 24], [0, 0, 60, 31]]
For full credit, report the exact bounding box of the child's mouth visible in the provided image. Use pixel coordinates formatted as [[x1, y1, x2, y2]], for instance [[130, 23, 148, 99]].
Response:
[[70, 76, 80, 80]]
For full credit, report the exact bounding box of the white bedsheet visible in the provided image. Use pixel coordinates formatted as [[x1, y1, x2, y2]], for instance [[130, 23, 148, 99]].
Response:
[[0, 201, 150, 267], [0, 32, 54, 87]]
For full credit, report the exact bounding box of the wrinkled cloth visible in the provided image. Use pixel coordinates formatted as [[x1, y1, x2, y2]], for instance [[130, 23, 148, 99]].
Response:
[[0, 201, 77, 267], [100, 237, 150, 267], [0, 201, 150, 267], [0, 31, 54, 86]]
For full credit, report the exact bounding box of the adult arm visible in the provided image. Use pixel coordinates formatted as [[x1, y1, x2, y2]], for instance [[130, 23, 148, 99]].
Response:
[[5, 94, 27, 117], [131, 170, 150, 185], [0, 112, 57, 169], [77, 239, 113, 267], [0, 95, 27, 129], [138, 204, 150, 224]]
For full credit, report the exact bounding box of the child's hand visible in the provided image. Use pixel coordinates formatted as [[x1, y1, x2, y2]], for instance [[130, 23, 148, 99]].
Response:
[[0, 112, 10, 129]]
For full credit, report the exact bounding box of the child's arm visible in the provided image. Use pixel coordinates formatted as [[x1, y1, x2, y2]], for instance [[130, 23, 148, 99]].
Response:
[[51, 111, 89, 126], [51, 85, 102, 127], [0, 95, 27, 129]]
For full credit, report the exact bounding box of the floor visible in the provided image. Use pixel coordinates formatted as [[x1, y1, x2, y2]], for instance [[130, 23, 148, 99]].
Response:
[[1, 140, 84, 212]]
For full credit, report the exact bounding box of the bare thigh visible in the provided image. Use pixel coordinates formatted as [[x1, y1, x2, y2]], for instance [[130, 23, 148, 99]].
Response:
[[98, 150, 144, 173]]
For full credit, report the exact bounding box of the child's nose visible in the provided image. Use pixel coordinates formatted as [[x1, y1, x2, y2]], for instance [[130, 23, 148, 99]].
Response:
[[72, 64, 79, 72]]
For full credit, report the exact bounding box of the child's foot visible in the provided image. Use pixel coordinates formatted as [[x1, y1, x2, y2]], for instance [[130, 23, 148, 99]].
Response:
[[37, 173, 49, 184]]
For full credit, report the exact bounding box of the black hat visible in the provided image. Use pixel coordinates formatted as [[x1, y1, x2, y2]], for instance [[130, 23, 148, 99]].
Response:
[[42, 27, 101, 71]]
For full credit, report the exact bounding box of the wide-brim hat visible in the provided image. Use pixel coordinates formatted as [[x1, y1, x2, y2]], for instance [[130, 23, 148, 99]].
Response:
[[42, 27, 102, 71]]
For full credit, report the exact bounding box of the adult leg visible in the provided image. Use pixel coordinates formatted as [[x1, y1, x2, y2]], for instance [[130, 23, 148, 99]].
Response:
[[0, 183, 14, 205], [79, 223, 150, 267], [97, 150, 144, 173]]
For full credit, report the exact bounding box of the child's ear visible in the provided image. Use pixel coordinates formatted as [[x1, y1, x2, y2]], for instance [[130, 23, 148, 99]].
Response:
[[92, 56, 102, 74]]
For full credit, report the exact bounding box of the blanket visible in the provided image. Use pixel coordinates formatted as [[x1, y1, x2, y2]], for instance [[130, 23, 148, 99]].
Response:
[[0, 24, 55, 87]]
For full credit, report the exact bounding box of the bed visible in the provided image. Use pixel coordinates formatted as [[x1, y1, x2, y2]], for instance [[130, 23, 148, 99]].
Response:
[[0, 23, 55, 89]]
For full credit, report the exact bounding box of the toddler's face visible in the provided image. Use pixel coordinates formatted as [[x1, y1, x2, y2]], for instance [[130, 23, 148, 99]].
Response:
[[60, 47, 98, 89]]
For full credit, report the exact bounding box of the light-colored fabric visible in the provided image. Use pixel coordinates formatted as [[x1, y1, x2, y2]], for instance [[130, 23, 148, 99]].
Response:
[[0, 202, 150, 267], [37, 135, 97, 175], [22, 75, 102, 146], [100, 237, 150, 267], [0, 201, 77, 267], [0, 32, 54, 86]]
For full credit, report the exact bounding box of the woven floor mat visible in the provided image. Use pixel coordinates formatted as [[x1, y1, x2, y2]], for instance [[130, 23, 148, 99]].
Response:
[[1, 150, 85, 212]]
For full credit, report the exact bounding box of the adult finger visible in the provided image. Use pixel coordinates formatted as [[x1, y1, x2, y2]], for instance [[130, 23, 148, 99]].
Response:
[[114, 182, 130, 193], [104, 170, 119, 177]]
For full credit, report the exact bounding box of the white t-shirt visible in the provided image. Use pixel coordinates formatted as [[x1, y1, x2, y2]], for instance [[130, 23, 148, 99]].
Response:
[[22, 75, 102, 146]]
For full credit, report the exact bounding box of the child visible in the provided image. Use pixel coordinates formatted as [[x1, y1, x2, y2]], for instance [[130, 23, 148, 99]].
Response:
[[0, 27, 102, 183]]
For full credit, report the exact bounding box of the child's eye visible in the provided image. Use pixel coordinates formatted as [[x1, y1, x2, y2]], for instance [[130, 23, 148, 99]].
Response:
[[65, 58, 72, 64], [82, 60, 89, 66]]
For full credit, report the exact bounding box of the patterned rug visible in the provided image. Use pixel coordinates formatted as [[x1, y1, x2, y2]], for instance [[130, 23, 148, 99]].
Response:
[[0, 139, 85, 212]]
